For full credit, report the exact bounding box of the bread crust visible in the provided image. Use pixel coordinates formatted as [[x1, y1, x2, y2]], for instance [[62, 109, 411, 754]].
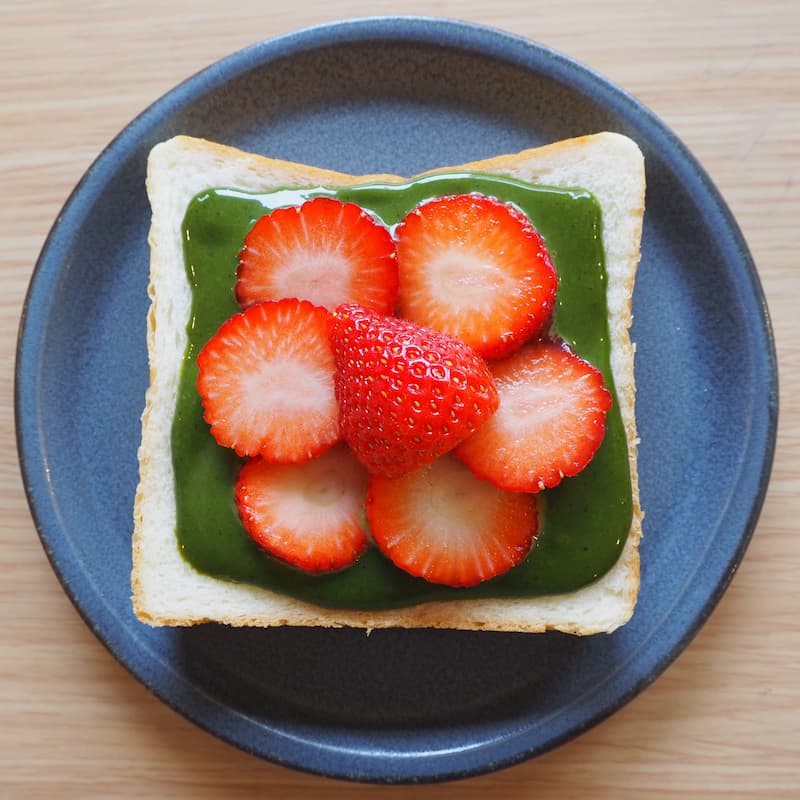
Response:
[[132, 133, 644, 633]]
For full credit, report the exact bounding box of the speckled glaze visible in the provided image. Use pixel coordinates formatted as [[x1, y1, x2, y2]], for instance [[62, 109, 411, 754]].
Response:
[[15, 17, 777, 784]]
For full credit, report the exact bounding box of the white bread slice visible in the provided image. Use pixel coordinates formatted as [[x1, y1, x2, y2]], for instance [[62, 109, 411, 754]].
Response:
[[133, 133, 644, 634]]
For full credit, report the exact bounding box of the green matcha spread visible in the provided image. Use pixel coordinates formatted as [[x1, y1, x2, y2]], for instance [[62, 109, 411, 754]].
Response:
[[170, 172, 632, 609]]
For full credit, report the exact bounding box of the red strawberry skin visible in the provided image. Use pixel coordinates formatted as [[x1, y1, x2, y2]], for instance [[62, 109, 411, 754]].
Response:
[[367, 455, 538, 587], [328, 304, 499, 478], [235, 444, 369, 573], [456, 339, 612, 492], [197, 298, 339, 463], [395, 193, 557, 360], [236, 197, 398, 313]]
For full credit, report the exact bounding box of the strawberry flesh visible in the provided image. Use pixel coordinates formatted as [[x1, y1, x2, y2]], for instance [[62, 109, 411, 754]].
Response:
[[395, 193, 557, 360], [197, 298, 339, 463], [329, 304, 499, 478], [194, 192, 616, 587], [367, 455, 538, 587], [456, 339, 612, 492], [235, 444, 369, 573], [237, 197, 397, 313]]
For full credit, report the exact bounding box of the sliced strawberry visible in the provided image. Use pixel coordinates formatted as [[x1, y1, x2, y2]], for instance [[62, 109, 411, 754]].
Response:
[[366, 455, 538, 587], [328, 304, 499, 478], [395, 193, 557, 360], [455, 339, 612, 492], [235, 444, 370, 573], [196, 298, 339, 463], [236, 197, 398, 313]]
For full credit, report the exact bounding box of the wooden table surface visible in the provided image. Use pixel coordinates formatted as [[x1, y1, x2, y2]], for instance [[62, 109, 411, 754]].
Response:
[[2, 1, 798, 797]]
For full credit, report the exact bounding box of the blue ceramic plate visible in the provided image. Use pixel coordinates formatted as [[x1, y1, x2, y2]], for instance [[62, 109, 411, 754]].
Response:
[[16, 17, 777, 784]]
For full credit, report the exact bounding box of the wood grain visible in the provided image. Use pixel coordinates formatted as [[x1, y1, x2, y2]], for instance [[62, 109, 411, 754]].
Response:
[[2, 1, 798, 797]]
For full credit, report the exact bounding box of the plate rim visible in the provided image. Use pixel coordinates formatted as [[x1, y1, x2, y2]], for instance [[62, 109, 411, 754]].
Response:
[[15, 15, 779, 784]]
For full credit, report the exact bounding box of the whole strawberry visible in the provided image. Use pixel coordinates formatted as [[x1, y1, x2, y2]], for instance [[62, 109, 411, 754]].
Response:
[[329, 304, 499, 478]]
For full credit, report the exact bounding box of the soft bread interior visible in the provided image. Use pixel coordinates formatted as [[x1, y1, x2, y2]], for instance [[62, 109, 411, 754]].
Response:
[[132, 133, 644, 633]]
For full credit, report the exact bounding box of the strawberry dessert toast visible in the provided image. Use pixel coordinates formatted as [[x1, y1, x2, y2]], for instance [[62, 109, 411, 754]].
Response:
[[133, 133, 644, 633]]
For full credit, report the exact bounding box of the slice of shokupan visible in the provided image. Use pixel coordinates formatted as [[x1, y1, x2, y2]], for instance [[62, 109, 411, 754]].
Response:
[[132, 132, 644, 633]]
